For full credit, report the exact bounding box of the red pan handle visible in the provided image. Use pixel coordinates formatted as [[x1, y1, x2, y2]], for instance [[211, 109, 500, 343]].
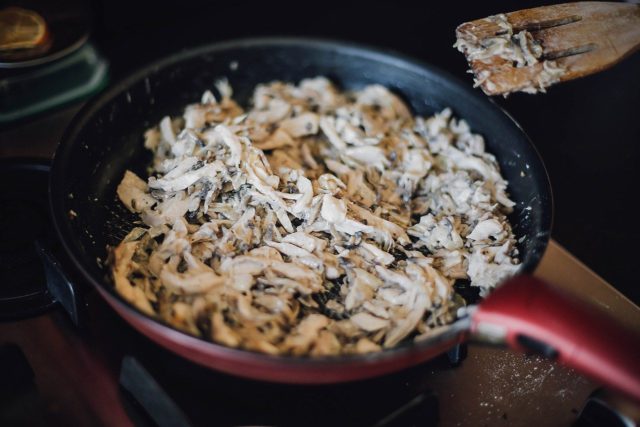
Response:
[[471, 276, 640, 403]]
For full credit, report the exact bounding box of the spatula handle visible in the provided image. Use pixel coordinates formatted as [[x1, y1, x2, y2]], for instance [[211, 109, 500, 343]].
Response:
[[472, 275, 640, 403]]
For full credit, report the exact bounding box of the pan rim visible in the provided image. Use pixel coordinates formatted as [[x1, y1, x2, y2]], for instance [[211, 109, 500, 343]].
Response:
[[49, 36, 553, 370]]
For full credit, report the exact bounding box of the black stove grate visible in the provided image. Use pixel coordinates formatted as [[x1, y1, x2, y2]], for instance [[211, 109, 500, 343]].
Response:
[[118, 352, 442, 427]]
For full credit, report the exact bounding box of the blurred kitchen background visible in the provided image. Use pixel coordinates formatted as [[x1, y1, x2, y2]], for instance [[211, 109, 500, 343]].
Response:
[[2, 0, 639, 303]]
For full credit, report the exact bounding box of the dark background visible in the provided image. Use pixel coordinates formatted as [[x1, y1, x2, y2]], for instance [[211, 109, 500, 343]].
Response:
[[15, 0, 640, 302]]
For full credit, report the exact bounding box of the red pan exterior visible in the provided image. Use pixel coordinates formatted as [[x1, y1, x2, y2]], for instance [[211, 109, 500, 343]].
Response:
[[97, 285, 468, 383], [99, 289, 467, 384]]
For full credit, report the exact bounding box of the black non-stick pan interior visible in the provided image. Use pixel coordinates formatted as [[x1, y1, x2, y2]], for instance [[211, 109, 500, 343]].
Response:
[[51, 38, 552, 304]]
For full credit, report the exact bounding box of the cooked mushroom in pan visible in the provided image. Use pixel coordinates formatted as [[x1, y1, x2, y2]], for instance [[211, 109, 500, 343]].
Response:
[[112, 77, 521, 355]]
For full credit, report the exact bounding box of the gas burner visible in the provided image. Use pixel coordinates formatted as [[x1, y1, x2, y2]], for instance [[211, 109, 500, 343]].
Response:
[[0, 159, 56, 319], [118, 353, 442, 427]]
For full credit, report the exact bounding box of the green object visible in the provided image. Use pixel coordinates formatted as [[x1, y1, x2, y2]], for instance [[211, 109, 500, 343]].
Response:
[[0, 42, 108, 125]]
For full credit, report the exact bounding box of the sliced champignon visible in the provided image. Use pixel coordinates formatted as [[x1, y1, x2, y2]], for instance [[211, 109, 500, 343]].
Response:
[[358, 242, 395, 266], [283, 314, 330, 354], [319, 116, 347, 151], [356, 338, 381, 353], [344, 280, 375, 311], [320, 194, 347, 224], [254, 128, 295, 150], [356, 84, 411, 122], [408, 214, 464, 251], [149, 161, 224, 193], [290, 175, 313, 216], [467, 218, 504, 242], [384, 292, 429, 348], [112, 240, 154, 315], [374, 265, 416, 291], [145, 191, 191, 226], [184, 104, 207, 130], [350, 312, 389, 332], [208, 125, 243, 167], [467, 247, 520, 292], [251, 98, 291, 124], [279, 112, 319, 137], [268, 261, 323, 293], [317, 173, 346, 195], [144, 128, 161, 151], [310, 330, 341, 356], [168, 302, 199, 335], [230, 207, 256, 245], [348, 201, 410, 245], [160, 116, 177, 145], [160, 252, 224, 294], [211, 312, 241, 347], [352, 267, 384, 290], [265, 241, 314, 258], [282, 231, 327, 253], [112, 77, 521, 356], [344, 146, 389, 170], [117, 170, 156, 213]]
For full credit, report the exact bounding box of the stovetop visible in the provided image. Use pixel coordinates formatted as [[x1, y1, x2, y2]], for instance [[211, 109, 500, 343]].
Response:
[[1, 20, 640, 422], [0, 153, 638, 427]]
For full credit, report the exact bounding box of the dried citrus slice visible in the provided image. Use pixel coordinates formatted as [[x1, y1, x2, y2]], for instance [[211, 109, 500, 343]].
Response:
[[0, 7, 48, 52]]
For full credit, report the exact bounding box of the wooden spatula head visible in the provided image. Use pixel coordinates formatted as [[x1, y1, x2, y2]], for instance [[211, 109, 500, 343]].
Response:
[[456, 2, 640, 96]]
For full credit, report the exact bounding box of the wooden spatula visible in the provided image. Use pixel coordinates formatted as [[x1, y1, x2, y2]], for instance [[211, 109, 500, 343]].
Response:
[[455, 2, 640, 96]]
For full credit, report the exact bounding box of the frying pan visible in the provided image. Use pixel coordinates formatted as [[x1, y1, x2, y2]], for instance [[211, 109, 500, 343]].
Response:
[[49, 38, 640, 400]]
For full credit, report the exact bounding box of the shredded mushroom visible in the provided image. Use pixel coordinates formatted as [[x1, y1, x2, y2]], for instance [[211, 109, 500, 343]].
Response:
[[454, 13, 565, 95], [111, 77, 521, 355]]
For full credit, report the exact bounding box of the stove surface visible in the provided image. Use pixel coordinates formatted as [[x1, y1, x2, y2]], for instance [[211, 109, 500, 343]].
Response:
[[1, 71, 640, 427], [1, 191, 637, 427]]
